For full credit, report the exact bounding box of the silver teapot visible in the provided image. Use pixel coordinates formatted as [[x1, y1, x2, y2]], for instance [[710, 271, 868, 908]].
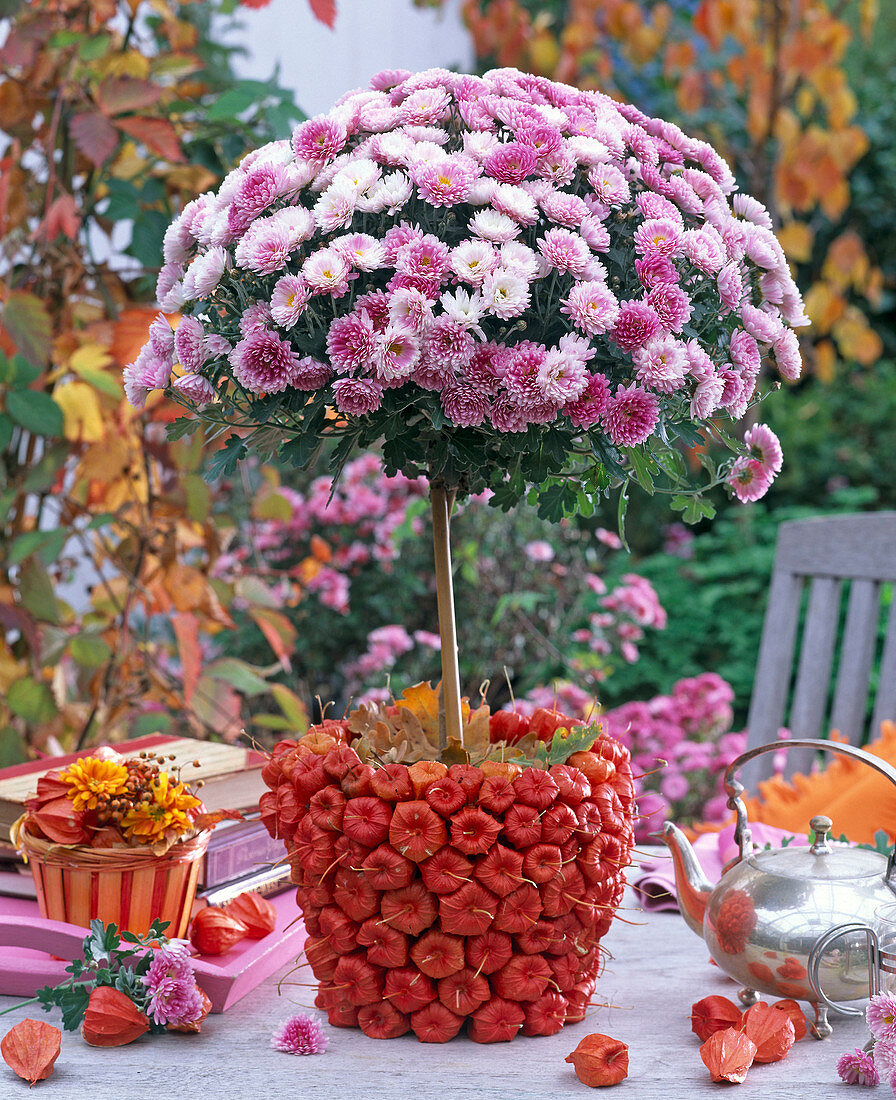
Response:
[[663, 739, 896, 1037]]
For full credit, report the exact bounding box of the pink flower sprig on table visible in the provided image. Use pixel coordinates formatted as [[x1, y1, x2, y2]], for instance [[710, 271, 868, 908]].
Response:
[[271, 1013, 329, 1055], [836, 1048, 879, 1086]]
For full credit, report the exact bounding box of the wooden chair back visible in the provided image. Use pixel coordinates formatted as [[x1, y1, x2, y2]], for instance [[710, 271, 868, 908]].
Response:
[[745, 512, 896, 782]]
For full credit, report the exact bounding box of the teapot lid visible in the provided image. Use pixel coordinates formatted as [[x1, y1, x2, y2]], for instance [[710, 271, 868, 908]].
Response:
[[749, 815, 884, 882]]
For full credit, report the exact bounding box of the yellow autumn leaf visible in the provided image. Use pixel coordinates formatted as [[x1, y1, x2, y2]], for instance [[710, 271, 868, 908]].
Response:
[[96, 49, 151, 80], [777, 221, 814, 263], [53, 380, 106, 443], [813, 340, 838, 384], [803, 282, 845, 335], [0, 639, 27, 694], [69, 344, 113, 374], [832, 310, 883, 366], [823, 231, 870, 291]]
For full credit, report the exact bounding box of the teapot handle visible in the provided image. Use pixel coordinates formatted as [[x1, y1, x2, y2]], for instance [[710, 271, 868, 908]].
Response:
[[723, 738, 896, 876], [807, 922, 879, 1016]]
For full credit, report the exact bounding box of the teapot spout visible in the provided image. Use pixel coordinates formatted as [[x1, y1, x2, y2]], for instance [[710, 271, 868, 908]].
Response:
[[662, 821, 714, 936]]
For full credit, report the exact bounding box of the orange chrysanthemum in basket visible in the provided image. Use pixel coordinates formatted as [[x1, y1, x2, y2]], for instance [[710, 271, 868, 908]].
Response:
[[120, 772, 201, 845], [60, 758, 129, 811]]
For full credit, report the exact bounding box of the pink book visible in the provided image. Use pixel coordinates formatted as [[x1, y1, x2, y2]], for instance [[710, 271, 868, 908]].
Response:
[[0, 891, 306, 1013]]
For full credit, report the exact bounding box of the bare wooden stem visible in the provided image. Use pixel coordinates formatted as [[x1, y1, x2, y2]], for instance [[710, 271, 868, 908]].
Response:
[[430, 481, 462, 752]]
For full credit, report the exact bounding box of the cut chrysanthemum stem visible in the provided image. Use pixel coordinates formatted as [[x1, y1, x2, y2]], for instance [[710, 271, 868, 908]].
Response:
[[430, 479, 462, 752]]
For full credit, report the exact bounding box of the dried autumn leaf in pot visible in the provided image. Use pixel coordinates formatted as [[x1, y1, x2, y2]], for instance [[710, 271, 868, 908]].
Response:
[[690, 994, 744, 1041], [1, 1018, 61, 1085], [565, 1032, 630, 1086], [699, 1026, 757, 1083]]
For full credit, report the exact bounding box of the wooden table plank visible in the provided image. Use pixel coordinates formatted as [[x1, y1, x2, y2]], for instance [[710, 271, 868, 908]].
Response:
[[0, 882, 868, 1098]]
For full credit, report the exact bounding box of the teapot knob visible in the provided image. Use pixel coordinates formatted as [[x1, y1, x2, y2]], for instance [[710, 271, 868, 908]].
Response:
[[809, 814, 833, 855]]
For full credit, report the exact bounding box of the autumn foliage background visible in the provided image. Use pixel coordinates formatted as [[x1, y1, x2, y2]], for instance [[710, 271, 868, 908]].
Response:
[[0, 0, 893, 795]]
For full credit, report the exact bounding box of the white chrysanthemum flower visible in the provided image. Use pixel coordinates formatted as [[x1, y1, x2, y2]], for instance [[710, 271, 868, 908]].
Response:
[[491, 183, 539, 225], [333, 157, 381, 196], [440, 288, 486, 337], [371, 131, 415, 166], [481, 267, 531, 319], [312, 181, 357, 233], [182, 245, 228, 300], [567, 136, 612, 166], [407, 140, 447, 168], [463, 131, 502, 162], [268, 206, 315, 247], [469, 209, 521, 243], [466, 178, 496, 206], [499, 241, 539, 280], [450, 239, 498, 286], [332, 232, 386, 272], [373, 171, 413, 214], [302, 247, 350, 291]]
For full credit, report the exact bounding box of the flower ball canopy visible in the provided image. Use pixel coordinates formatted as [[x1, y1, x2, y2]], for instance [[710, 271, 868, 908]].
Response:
[[129, 65, 806, 518]]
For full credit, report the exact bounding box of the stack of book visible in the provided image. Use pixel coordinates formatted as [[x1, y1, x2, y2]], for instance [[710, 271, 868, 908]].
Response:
[[0, 733, 291, 903]]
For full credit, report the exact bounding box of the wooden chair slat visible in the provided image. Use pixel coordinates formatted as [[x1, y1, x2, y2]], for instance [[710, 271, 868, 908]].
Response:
[[872, 596, 896, 737], [829, 579, 883, 741]]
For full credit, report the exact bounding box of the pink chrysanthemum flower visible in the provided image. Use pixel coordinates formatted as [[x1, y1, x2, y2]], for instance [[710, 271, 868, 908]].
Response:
[[354, 290, 391, 331], [173, 373, 215, 406], [727, 457, 773, 503], [389, 286, 434, 334], [646, 282, 693, 333], [729, 328, 762, 372], [293, 357, 332, 391], [271, 1013, 329, 1056], [375, 326, 420, 380], [491, 183, 539, 225], [414, 154, 480, 207], [503, 341, 547, 406], [740, 302, 780, 345], [326, 312, 377, 373], [717, 262, 745, 311], [537, 228, 591, 277], [773, 327, 803, 381], [230, 330, 297, 394], [612, 300, 662, 352], [835, 1048, 878, 1086], [682, 227, 726, 273], [867, 992, 896, 1042], [123, 349, 171, 409], [312, 183, 357, 234], [148, 314, 175, 360], [601, 383, 660, 447], [292, 116, 348, 164], [483, 142, 537, 185], [691, 373, 725, 420], [174, 316, 207, 373], [395, 234, 451, 281], [399, 85, 451, 126], [143, 946, 205, 1028], [228, 163, 288, 235], [239, 302, 273, 337], [634, 217, 684, 258], [537, 348, 589, 404], [489, 391, 531, 433], [515, 122, 563, 160], [565, 372, 611, 429], [587, 163, 630, 206], [183, 245, 228, 300], [744, 423, 783, 474], [632, 335, 688, 393], [634, 254, 678, 290], [441, 383, 490, 427], [422, 316, 475, 369], [270, 274, 309, 330], [234, 220, 293, 277], [332, 377, 384, 415], [635, 192, 681, 224], [302, 248, 351, 295]]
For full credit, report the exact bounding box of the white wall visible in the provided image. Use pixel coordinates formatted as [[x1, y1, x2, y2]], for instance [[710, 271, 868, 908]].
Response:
[[229, 0, 474, 118]]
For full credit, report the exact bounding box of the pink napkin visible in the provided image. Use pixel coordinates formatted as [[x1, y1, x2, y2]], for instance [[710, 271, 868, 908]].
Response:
[[633, 822, 807, 912]]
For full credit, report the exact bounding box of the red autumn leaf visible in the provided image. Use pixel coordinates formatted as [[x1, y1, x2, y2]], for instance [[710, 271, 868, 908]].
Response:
[[1, 1018, 61, 1085], [70, 110, 119, 166], [95, 77, 163, 116], [308, 0, 336, 28], [115, 116, 185, 163], [36, 194, 81, 242]]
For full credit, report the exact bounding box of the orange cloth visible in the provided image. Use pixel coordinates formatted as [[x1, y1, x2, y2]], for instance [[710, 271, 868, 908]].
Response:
[[702, 722, 896, 846]]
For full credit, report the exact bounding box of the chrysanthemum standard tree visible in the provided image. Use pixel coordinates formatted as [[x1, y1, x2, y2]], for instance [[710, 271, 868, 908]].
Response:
[[129, 65, 805, 749]]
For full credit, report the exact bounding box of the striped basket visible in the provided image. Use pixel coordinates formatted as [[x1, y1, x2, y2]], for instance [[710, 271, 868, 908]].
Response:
[[12, 818, 209, 937]]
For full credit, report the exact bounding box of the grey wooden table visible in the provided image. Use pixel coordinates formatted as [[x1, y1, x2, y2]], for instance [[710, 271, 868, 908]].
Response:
[[0, 868, 867, 1099]]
